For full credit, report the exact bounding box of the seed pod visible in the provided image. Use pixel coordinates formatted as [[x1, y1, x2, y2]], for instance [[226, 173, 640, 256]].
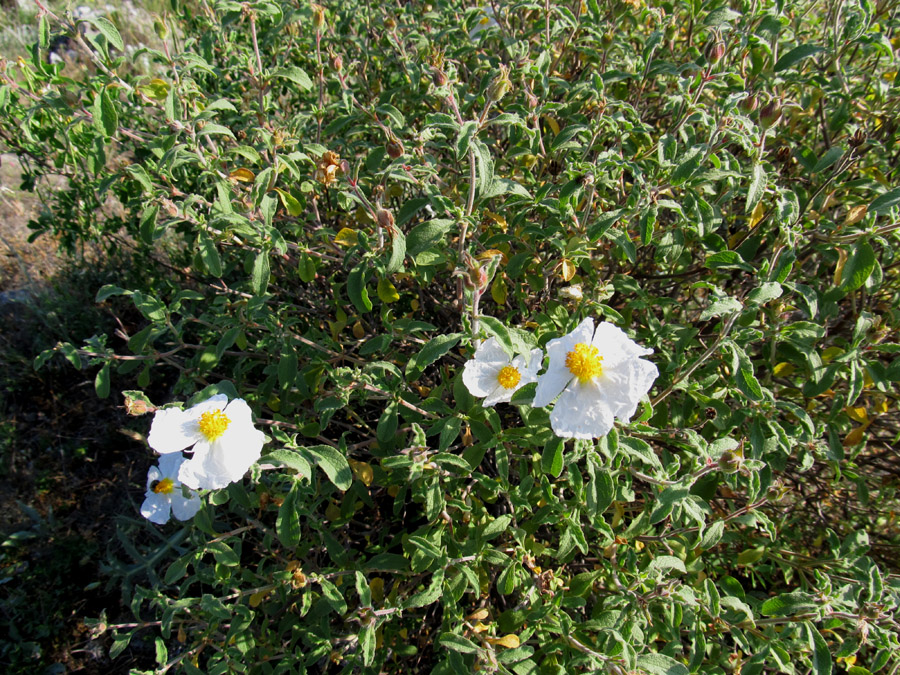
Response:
[[759, 99, 782, 128], [311, 3, 326, 31], [431, 66, 447, 87], [376, 207, 395, 230], [386, 136, 404, 159], [718, 450, 742, 474]]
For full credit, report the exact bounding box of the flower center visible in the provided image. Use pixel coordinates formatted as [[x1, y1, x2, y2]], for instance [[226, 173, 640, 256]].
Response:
[[566, 343, 604, 383], [199, 409, 231, 441], [497, 365, 521, 389], [153, 478, 175, 495]]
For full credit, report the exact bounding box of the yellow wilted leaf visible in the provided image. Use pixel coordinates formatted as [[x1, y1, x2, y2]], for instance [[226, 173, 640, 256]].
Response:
[[472, 622, 491, 634], [846, 407, 868, 424], [491, 277, 508, 305], [349, 459, 374, 487], [370, 577, 384, 603], [377, 278, 400, 303], [884, 70, 897, 82], [773, 362, 795, 377], [832, 247, 849, 286], [484, 211, 507, 231], [138, 78, 170, 101], [748, 201, 766, 229], [844, 205, 867, 225], [410, 298, 420, 311], [229, 167, 256, 183], [334, 227, 358, 247], [487, 634, 520, 649], [477, 248, 506, 263], [352, 321, 365, 339], [843, 426, 867, 446], [325, 502, 341, 521], [249, 589, 270, 607], [612, 501, 625, 528], [876, 398, 889, 414], [543, 115, 561, 135], [560, 259, 576, 282], [468, 608, 490, 621]]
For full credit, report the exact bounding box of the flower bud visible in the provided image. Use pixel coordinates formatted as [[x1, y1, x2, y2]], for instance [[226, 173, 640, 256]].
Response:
[[526, 91, 538, 109], [759, 99, 782, 128], [153, 15, 169, 41], [125, 397, 151, 416], [849, 129, 866, 148], [384, 16, 397, 30], [740, 94, 758, 114], [487, 64, 512, 103], [331, 53, 343, 72], [718, 450, 742, 474], [432, 66, 447, 87], [376, 207, 395, 230], [706, 40, 726, 64], [311, 3, 326, 32]]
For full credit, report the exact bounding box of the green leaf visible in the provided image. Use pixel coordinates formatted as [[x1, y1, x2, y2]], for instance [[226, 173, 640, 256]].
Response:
[[274, 66, 313, 89], [359, 624, 375, 666], [636, 653, 690, 675], [251, 250, 270, 295], [274, 188, 303, 216], [482, 515, 512, 541], [541, 437, 564, 478], [387, 229, 406, 274], [94, 363, 111, 399], [479, 316, 513, 357], [92, 88, 118, 137], [840, 241, 875, 292], [276, 485, 300, 547], [804, 622, 833, 675], [647, 555, 687, 575], [87, 16, 124, 51], [278, 351, 298, 388], [869, 186, 900, 214], [198, 232, 222, 277], [671, 148, 703, 186], [439, 633, 480, 654], [406, 333, 462, 379], [472, 139, 494, 195], [773, 44, 824, 72], [760, 591, 819, 617], [198, 123, 235, 139], [304, 445, 352, 490], [812, 146, 844, 174], [407, 219, 454, 256], [746, 162, 766, 212], [456, 121, 478, 160], [347, 264, 373, 313]]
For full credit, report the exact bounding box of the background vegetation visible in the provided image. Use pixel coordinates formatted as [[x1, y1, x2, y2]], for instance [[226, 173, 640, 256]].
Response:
[[1, 0, 900, 672]]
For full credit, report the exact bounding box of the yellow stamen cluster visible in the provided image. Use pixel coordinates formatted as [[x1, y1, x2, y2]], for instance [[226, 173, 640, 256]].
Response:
[[153, 477, 175, 495], [199, 409, 231, 441], [565, 343, 604, 382], [497, 365, 521, 389]]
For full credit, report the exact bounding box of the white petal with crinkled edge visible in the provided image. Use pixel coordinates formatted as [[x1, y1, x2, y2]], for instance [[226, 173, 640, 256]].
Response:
[[610, 358, 659, 420], [549, 380, 616, 439], [147, 407, 201, 454], [463, 358, 503, 397], [170, 488, 203, 521], [140, 492, 172, 524], [157, 452, 185, 477], [475, 337, 510, 363], [178, 422, 266, 490], [592, 322, 653, 368], [533, 319, 595, 407]]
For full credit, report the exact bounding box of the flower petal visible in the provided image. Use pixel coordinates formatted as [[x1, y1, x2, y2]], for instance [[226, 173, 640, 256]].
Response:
[[519, 349, 545, 381], [147, 407, 201, 454], [187, 393, 230, 417], [157, 452, 186, 480], [549, 380, 616, 439], [463, 359, 503, 397], [474, 336, 510, 364], [145, 465, 162, 491], [140, 492, 172, 524], [170, 489, 203, 521], [483, 383, 512, 407], [612, 358, 659, 421], [592, 322, 652, 368]]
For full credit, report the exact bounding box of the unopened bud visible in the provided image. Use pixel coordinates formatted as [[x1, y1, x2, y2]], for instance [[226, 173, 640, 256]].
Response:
[[759, 100, 782, 128], [740, 94, 758, 114], [487, 64, 511, 103], [125, 397, 151, 416], [311, 3, 326, 31], [849, 129, 866, 148], [331, 54, 343, 72], [384, 16, 397, 31], [432, 66, 447, 87], [526, 91, 538, 109], [718, 450, 742, 474], [153, 15, 169, 41], [376, 207, 395, 230], [706, 40, 725, 64]]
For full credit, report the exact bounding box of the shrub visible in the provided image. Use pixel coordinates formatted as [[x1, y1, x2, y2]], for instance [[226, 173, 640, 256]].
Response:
[[3, 0, 900, 672]]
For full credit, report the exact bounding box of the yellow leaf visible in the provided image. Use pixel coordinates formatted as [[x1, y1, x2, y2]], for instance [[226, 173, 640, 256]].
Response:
[[352, 321, 365, 339], [748, 201, 766, 229], [274, 187, 303, 217], [249, 590, 270, 607], [846, 407, 868, 424], [377, 278, 400, 303], [487, 634, 520, 649], [821, 346, 844, 363], [229, 167, 256, 183], [334, 227, 358, 247], [491, 277, 508, 305], [410, 298, 420, 311], [468, 608, 490, 621], [325, 502, 341, 521], [832, 247, 849, 286], [543, 115, 560, 135], [349, 459, 374, 486], [370, 577, 384, 603], [844, 205, 867, 225], [472, 622, 491, 634], [876, 398, 889, 414], [560, 259, 576, 282], [843, 426, 866, 446], [484, 211, 507, 230], [773, 362, 795, 377], [477, 248, 506, 263]]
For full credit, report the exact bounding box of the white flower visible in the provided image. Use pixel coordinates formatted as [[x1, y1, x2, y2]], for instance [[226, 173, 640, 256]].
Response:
[[462, 337, 543, 407], [141, 453, 203, 525], [148, 394, 266, 490], [532, 318, 658, 439], [469, 6, 499, 39]]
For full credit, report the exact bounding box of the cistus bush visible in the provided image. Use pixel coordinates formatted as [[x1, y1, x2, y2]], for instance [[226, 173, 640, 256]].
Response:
[[4, 0, 900, 672]]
